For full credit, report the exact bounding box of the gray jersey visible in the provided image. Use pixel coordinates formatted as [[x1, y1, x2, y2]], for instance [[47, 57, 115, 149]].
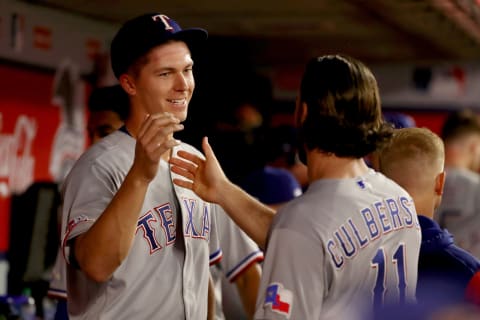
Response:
[[435, 167, 480, 257], [212, 213, 264, 320], [61, 130, 222, 320], [254, 170, 421, 320], [47, 250, 67, 299]]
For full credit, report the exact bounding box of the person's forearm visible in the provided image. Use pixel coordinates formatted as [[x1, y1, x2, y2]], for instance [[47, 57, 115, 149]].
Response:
[[74, 170, 149, 282], [236, 263, 262, 319], [217, 182, 275, 250]]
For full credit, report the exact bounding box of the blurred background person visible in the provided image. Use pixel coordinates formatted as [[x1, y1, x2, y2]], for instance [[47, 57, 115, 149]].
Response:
[[86, 84, 129, 144], [48, 84, 129, 320], [435, 109, 480, 258], [379, 127, 480, 312]]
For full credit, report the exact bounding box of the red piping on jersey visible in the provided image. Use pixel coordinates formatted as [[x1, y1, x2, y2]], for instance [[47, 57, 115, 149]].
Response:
[[210, 249, 223, 266]]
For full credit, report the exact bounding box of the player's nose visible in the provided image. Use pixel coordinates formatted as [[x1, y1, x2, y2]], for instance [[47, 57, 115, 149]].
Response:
[[174, 72, 190, 91]]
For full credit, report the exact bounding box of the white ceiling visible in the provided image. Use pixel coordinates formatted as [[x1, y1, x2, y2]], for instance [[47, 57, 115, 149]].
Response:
[[22, 0, 480, 67]]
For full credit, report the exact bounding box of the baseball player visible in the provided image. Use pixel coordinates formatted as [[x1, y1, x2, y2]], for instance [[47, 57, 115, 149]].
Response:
[[378, 127, 480, 312], [60, 13, 223, 319], [170, 54, 422, 319], [434, 109, 480, 258]]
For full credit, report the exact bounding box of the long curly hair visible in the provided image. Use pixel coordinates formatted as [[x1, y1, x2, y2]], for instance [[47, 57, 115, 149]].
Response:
[[298, 54, 393, 158]]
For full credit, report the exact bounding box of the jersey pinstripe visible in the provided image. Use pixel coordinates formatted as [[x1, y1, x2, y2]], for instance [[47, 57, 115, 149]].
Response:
[[254, 170, 421, 320], [60, 130, 222, 320]]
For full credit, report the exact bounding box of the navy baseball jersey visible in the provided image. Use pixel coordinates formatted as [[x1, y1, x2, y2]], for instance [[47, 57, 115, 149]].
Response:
[[61, 130, 222, 319], [254, 169, 421, 320], [416, 215, 480, 304]]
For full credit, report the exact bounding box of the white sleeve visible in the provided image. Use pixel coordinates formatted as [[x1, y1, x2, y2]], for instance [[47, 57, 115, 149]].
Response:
[[216, 210, 264, 282]]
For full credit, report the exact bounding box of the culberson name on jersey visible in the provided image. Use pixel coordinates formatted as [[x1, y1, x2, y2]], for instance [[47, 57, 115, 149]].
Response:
[[327, 196, 419, 269]]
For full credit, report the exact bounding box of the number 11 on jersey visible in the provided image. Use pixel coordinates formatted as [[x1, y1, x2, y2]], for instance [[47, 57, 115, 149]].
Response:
[[371, 243, 407, 309]]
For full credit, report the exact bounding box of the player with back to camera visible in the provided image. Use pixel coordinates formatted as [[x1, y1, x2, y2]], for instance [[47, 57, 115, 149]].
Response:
[[170, 54, 422, 319], [378, 127, 480, 317], [59, 13, 224, 319]]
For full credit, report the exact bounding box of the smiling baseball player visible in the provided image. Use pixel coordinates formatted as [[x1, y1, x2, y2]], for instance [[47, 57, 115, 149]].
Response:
[[60, 13, 223, 319]]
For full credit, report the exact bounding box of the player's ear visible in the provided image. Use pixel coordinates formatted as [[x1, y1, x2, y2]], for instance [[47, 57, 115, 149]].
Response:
[[435, 171, 446, 196], [119, 74, 136, 96]]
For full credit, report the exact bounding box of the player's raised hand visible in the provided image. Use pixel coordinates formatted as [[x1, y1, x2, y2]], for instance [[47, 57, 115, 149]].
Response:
[[170, 136, 229, 204], [131, 113, 183, 182]]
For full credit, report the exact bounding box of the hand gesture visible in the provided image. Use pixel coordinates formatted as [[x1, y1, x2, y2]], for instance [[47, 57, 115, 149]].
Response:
[[170, 136, 228, 204], [131, 113, 184, 182]]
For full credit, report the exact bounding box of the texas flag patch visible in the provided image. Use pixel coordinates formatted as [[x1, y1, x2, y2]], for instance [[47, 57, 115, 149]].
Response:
[[264, 283, 293, 318]]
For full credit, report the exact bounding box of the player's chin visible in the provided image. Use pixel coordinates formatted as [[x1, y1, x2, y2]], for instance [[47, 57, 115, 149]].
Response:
[[171, 109, 188, 123]]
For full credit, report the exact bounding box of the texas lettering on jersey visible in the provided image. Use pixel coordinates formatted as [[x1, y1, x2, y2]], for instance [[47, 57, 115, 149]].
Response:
[[136, 197, 211, 254], [327, 196, 419, 269]]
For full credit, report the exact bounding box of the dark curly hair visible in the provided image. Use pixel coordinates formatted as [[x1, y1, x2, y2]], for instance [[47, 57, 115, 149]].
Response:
[[298, 54, 393, 158]]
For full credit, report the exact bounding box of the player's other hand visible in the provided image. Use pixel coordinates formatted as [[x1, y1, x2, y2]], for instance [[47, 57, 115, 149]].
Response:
[[131, 113, 183, 182], [170, 136, 229, 204]]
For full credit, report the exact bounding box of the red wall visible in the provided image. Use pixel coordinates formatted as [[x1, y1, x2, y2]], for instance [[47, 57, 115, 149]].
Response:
[[401, 110, 451, 135], [0, 64, 88, 252]]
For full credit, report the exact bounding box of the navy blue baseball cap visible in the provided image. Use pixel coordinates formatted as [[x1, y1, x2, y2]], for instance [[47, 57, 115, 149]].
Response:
[[241, 167, 302, 205], [383, 111, 416, 129], [110, 13, 208, 79]]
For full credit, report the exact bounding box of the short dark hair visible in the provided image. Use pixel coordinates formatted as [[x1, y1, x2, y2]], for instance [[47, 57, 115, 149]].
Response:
[[441, 109, 480, 142], [88, 85, 129, 120], [298, 54, 393, 158]]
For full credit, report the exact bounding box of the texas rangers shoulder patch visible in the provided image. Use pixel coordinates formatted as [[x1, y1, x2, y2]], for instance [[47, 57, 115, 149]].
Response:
[[264, 282, 293, 318]]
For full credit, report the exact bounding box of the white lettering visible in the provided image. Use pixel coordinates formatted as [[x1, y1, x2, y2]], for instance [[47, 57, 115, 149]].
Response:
[[0, 114, 36, 196], [151, 14, 174, 30]]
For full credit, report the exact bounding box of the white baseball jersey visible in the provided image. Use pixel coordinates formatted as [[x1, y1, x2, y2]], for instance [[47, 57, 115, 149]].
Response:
[[211, 212, 264, 320], [254, 169, 421, 320], [435, 167, 480, 258], [61, 130, 222, 320]]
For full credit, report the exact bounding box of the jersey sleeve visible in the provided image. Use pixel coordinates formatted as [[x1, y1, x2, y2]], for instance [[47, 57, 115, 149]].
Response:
[[47, 249, 67, 299], [216, 209, 264, 282], [61, 160, 117, 265], [254, 228, 325, 320]]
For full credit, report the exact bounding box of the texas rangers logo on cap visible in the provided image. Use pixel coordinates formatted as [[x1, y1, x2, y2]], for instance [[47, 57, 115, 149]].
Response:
[[151, 14, 174, 31], [264, 282, 293, 318]]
